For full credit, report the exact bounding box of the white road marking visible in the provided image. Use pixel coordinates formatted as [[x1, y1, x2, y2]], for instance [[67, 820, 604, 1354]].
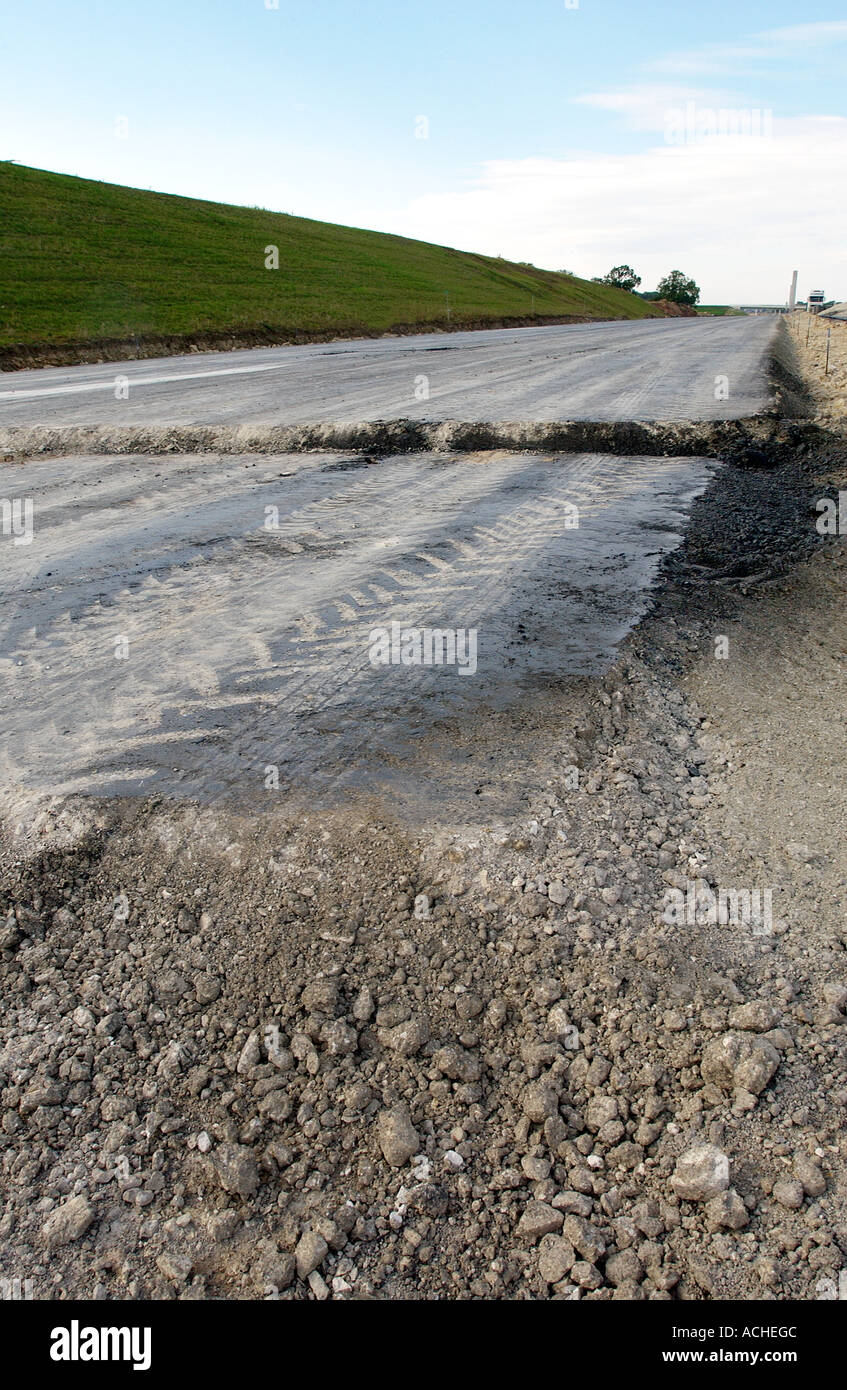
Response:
[[0, 360, 291, 401]]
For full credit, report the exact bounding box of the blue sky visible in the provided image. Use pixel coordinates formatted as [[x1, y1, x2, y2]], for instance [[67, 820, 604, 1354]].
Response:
[[3, 1, 846, 301]]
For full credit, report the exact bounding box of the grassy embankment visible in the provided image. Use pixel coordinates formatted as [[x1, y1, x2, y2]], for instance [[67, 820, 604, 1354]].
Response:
[[0, 161, 662, 367]]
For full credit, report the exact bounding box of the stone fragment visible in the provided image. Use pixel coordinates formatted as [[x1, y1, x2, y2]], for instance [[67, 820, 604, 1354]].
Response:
[[211, 1143, 259, 1197], [42, 1196, 94, 1248], [605, 1249, 645, 1286], [156, 1252, 193, 1283], [516, 1200, 564, 1242], [672, 1145, 730, 1202], [705, 1188, 749, 1231], [295, 1230, 328, 1280], [793, 1156, 826, 1198], [562, 1214, 606, 1263], [378, 1106, 419, 1167], [727, 1001, 781, 1033], [701, 1032, 779, 1096], [432, 1045, 481, 1083], [538, 1234, 575, 1283], [772, 1178, 804, 1211], [380, 1015, 429, 1057], [521, 1080, 559, 1122], [237, 1031, 262, 1074]]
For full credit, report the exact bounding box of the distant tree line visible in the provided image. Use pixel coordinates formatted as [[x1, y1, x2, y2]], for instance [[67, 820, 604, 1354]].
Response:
[[584, 265, 700, 306]]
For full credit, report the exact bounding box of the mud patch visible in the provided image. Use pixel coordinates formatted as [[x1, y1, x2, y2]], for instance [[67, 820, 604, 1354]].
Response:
[[0, 449, 712, 810]]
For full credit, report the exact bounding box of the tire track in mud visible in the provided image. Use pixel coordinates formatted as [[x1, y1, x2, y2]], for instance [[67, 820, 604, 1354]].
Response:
[[0, 450, 712, 805], [3, 451, 583, 792]]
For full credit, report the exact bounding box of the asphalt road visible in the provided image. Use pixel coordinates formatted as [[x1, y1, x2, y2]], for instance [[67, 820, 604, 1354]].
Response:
[[0, 447, 711, 812], [0, 317, 775, 428]]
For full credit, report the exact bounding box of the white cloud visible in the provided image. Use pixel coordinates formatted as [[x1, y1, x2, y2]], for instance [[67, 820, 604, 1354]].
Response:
[[651, 19, 847, 75], [758, 20, 847, 45], [573, 84, 749, 132], [394, 116, 847, 303], [393, 20, 847, 303]]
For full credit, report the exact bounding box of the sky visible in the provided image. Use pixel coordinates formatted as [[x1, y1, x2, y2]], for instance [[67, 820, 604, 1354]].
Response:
[[2, 0, 846, 303]]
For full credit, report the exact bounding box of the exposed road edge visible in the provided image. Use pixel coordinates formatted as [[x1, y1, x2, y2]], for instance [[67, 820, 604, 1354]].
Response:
[[0, 415, 821, 461], [1, 323, 806, 461]]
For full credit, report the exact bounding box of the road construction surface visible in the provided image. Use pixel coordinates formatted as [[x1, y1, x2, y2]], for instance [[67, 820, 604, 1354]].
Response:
[[0, 317, 774, 428], [0, 448, 712, 812]]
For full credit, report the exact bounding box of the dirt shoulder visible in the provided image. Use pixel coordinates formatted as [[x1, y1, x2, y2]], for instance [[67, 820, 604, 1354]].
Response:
[[785, 310, 847, 424]]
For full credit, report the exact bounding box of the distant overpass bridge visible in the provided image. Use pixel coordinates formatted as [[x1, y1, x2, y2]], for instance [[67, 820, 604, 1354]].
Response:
[[734, 301, 839, 317], [733, 305, 789, 315]]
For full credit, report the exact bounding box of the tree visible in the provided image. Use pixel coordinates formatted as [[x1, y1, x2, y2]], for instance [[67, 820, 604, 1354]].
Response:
[[601, 265, 642, 292], [656, 270, 700, 307]]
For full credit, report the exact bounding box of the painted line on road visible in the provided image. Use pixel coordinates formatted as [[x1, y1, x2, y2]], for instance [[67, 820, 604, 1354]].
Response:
[[0, 360, 292, 402]]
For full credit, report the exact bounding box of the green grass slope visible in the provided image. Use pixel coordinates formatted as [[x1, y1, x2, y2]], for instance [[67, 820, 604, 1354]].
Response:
[[0, 162, 659, 363]]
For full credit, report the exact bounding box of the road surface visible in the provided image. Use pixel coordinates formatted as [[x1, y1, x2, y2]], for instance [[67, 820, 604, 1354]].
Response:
[[0, 317, 774, 428], [0, 447, 711, 813]]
